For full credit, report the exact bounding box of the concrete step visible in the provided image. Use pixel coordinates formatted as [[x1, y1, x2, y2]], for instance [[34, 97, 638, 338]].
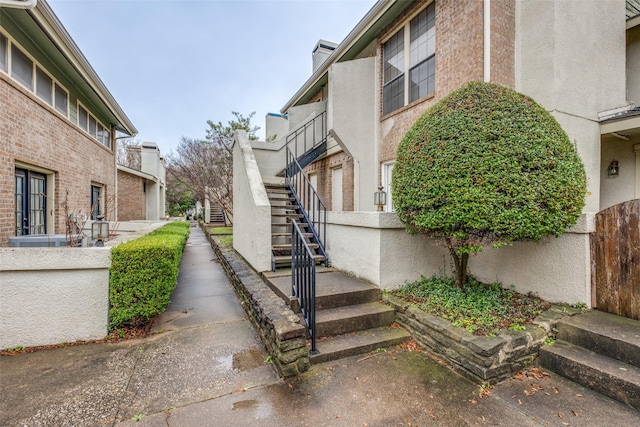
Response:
[[310, 326, 411, 365], [272, 213, 304, 218], [316, 302, 396, 338], [540, 339, 640, 409], [272, 243, 319, 250], [556, 310, 640, 368], [273, 254, 325, 266], [265, 271, 382, 311], [272, 222, 309, 228]]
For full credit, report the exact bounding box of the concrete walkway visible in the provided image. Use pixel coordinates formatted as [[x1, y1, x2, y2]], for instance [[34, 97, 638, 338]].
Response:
[[2, 226, 640, 426]]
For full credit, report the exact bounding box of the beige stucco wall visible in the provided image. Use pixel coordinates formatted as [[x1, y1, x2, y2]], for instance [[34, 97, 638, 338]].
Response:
[[326, 212, 593, 305], [600, 136, 640, 209], [233, 131, 272, 272], [627, 25, 640, 106], [328, 57, 378, 211], [515, 0, 627, 213], [0, 247, 111, 349]]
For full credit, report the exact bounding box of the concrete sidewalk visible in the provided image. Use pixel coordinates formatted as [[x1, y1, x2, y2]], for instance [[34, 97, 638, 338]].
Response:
[[2, 226, 640, 426]]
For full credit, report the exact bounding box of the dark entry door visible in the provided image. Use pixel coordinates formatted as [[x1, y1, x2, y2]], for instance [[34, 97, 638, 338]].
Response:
[[15, 168, 46, 235]]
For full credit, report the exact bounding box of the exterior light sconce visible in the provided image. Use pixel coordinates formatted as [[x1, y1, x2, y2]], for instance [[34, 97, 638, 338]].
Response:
[[92, 215, 109, 247], [374, 185, 387, 212], [608, 160, 619, 177]]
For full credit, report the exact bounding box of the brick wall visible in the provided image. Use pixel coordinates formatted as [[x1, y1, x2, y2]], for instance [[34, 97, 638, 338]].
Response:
[[0, 73, 116, 246], [377, 0, 516, 169], [117, 169, 145, 221], [305, 152, 354, 211]]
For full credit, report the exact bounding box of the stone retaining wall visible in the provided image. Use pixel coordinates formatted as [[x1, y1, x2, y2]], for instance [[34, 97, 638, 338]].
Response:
[[384, 294, 581, 384], [203, 227, 309, 377]]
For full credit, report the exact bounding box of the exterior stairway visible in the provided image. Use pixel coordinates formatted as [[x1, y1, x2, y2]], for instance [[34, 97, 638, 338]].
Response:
[[266, 182, 325, 269], [263, 269, 411, 364], [540, 310, 640, 409]]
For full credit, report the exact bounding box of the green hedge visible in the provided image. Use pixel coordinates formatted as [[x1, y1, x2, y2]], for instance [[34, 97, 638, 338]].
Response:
[[109, 222, 190, 328]]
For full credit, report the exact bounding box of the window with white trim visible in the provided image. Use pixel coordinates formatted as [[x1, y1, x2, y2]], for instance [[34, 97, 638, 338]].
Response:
[[382, 2, 435, 116], [78, 102, 111, 148], [11, 43, 33, 90], [0, 32, 8, 72]]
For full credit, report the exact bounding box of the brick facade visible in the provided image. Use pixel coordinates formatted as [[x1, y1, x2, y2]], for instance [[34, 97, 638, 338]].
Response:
[[305, 152, 354, 211], [117, 169, 146, 221], [0, 73, 116, 246], [377, 0, 516, 169]]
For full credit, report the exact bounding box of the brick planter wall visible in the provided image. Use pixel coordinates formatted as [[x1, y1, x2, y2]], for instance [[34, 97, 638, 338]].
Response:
[[384, 294, 582, 384], [203, 226, 309, 377]]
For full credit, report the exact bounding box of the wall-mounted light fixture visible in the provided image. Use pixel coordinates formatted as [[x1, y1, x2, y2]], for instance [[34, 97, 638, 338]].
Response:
[[608, 160, 619, 177], [92, 215, 109, 247], [374, 185, 387, 212]]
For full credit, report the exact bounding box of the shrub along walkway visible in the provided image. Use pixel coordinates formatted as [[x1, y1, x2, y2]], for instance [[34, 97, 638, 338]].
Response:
[[1, 225, 639, 426]]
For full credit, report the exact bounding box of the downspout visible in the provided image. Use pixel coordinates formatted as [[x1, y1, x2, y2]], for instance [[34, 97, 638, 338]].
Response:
[[484, 0, 491, 82]]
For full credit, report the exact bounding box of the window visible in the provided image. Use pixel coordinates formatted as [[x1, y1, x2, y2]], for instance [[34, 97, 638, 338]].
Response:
[[0, 33, 7, 72], [54, 83, 68, 116], [91, 185, 102, 219], [382, 161, 395, 212], [382, 2, 435, 115], [78, 105, 88, 131], [11, 44, 33, 90], [89, 115, 97, 137], [35, 66, 53, 104], [15, 168, 46, 236]]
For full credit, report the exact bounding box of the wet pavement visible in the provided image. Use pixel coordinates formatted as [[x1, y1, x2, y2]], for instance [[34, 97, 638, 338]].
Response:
[[2, 226, 640, 426]]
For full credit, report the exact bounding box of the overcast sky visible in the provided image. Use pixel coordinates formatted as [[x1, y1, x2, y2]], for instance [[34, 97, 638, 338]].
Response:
[[47, 0, 376, 156]]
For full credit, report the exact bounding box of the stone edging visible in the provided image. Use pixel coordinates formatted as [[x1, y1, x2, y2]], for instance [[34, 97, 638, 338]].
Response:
[[384, 294, 582, 384], [202, 227, 309, 377]]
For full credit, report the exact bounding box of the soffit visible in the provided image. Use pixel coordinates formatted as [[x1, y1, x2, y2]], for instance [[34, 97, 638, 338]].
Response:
[[628, 0, 640, 20]]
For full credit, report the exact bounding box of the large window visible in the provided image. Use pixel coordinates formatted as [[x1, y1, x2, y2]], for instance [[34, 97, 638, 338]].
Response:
[[0, 32, 7, 72], [382, 2, 436, 116], [11, 44, 33, 90], [78, 103, 110, 148], [15, 168, 46, 236]]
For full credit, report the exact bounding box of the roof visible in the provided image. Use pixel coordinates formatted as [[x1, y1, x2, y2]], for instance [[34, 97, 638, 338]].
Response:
[[0, 0, 137, 136]]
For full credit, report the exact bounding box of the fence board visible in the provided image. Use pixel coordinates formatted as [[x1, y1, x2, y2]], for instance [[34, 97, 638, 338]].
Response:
[[593, 199, 640, 320]]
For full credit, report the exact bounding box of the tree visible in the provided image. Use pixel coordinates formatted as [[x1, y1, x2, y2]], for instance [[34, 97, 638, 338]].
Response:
[[165, 164, 196, 216], [168, 112, 259, 223], [392, 82, 587, 287], [116, 137, 142, 169]]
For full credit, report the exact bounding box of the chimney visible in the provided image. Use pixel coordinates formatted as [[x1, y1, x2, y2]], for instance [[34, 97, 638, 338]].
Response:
[[312, 39, 338, 73]]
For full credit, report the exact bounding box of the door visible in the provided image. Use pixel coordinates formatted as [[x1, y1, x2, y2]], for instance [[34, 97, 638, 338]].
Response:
[[382, 161, 395, 212], [15, 168, 46, 235], [592, 199, 640, 320]]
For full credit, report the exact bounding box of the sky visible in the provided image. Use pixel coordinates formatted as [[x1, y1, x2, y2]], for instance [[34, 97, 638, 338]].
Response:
[[47, 0, 376, 156]]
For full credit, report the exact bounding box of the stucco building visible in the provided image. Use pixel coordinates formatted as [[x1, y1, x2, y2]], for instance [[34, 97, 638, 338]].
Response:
[[0, 0, 136, 246], [235, 0, 639, 311]]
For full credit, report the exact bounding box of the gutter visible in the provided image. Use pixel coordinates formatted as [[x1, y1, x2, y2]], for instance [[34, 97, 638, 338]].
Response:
[[281, 0, 393, 113], [28, 0, 137, 136], [0, 0, 37, 9]]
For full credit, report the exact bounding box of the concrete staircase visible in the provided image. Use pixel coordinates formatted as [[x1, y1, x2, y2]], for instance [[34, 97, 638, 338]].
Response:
[[263, 269, 411, 364], [265, 183, 325, 269], [540, 310, 640, 409]]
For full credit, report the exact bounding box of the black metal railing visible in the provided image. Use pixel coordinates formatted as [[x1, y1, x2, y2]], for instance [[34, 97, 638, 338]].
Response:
[[291, 219, 318, 354], [285, 146, 327, 264], [285, 110, 327, 160]]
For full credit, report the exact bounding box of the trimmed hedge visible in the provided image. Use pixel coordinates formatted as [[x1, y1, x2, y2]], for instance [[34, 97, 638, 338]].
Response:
[[109, 221, 190, 328]]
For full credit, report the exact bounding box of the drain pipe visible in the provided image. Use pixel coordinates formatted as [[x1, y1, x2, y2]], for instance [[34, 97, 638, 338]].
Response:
[[484, 0, 491, 82]]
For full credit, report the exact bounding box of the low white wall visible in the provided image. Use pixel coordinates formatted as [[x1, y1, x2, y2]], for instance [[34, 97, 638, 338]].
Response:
[[0, 247, 111, 349], [233, 130, 272, 272], [325, 212, 594, 305]]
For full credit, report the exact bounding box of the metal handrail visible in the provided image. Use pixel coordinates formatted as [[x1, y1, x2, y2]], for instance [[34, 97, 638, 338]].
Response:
[[291, 219, 318, 354], [285, 110, 327, 160], [285, 146, 327, 263]]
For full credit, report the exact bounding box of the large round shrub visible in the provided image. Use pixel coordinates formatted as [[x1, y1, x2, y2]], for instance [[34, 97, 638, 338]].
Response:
[[392, 82, 587, 286]]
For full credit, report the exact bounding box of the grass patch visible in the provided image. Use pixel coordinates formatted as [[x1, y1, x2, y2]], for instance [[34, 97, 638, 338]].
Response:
[[210, 226, 232, 235], [392, 276, 550, 336], [219, 235, 233, 246]]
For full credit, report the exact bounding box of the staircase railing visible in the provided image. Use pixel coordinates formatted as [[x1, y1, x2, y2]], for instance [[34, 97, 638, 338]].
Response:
[[285, 110, 327, 159], [291, 219, 318, 354], [285, 146, 327, 264]]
